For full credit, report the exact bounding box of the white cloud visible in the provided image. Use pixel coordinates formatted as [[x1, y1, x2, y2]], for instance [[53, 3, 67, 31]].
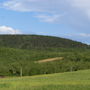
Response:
[[69, 0, 90, 18], [65, 33, 90, 37], [2, 0, 90, 22], [35, 14, 63, 23], [1, 0, 70, 23], [0, 26, 22, 34], [78, 33, 90, 37], [2, 0, 66, 12], [2, 0, 90, 15], [1, 0, 90, 25]]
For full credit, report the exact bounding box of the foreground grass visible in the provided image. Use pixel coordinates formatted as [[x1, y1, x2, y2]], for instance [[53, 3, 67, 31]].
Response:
[[0, 70, 90, 90]]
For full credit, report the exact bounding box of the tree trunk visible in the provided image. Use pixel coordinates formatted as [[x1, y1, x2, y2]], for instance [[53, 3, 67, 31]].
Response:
[[20, 67, 22, 77]]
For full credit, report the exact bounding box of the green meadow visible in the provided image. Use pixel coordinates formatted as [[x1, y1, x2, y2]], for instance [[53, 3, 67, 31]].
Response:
[[0, 70, 90, 90]]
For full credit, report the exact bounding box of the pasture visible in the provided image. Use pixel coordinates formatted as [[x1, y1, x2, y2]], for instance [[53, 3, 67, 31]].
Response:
[[0, 70, 90, 90]]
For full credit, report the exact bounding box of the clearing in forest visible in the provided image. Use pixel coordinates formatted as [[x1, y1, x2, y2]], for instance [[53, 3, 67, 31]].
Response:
[[36, 57, 64, 63]]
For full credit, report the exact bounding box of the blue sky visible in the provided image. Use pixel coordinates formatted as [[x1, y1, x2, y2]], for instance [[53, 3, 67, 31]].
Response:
[[0, 0, 90, 44]]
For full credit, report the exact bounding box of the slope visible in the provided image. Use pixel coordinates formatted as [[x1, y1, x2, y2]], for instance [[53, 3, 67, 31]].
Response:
[[0, 35, 88, 49], [0, 47, 90, 76], [0, 35, 89, 76], [0, 70, 90, 90]]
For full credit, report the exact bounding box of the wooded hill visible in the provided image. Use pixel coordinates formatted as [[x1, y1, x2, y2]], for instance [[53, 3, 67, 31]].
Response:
[[0, 35, 89, 49], [0, 35, 89, 76]]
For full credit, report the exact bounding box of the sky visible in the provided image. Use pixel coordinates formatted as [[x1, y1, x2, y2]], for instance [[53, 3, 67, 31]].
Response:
[[0, 0, 90, 44]]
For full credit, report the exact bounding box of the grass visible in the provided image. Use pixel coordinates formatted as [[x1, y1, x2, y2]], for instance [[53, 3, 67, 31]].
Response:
[[0, 70, 90, 90]]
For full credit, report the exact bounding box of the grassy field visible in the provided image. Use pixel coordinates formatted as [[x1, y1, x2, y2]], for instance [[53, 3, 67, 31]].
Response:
[[0, 70, 90, 90]]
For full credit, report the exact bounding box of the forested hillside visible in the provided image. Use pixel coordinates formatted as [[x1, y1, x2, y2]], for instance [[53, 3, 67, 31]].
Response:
[[0, 35, 88, 49], [0, 47, 90, 76], [0, 35, 89, 76]]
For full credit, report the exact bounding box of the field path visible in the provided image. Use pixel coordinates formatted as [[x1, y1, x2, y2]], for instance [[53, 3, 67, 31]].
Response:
[[36, 57, 64, 63]]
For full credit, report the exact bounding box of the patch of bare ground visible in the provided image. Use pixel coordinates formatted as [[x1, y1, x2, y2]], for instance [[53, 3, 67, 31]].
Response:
[[36, 57, 64, 63]]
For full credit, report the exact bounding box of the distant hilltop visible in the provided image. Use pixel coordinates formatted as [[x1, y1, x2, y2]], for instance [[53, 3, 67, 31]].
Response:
[[0, 35, 89, 49]]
